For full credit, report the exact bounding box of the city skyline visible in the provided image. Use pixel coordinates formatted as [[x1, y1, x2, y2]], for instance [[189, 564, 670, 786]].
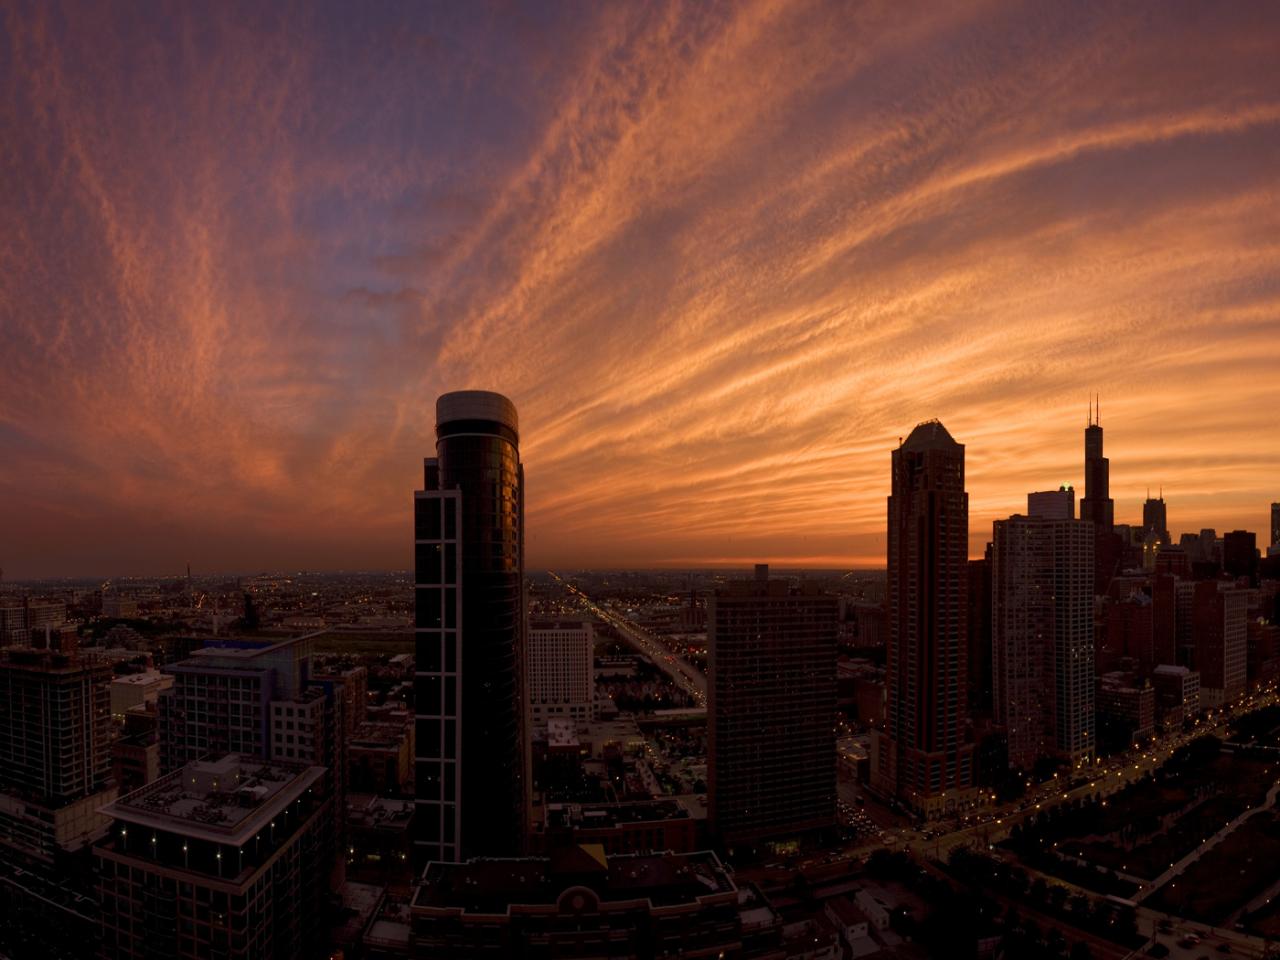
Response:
[[4, 2, 1280, 578]]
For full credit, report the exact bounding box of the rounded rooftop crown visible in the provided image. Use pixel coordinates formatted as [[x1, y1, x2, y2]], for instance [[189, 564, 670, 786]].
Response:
[[436, 390, 519, 434], [901, 419, 961, 452]]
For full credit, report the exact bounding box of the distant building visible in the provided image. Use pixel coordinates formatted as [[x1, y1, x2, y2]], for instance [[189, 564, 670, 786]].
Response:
[[1097, 672, 1156, 746], [708, 565, 837, 849], [1152, 665, 1200, 727], [1027, 485, 1075, 520], [1080, 403, 1114, 532], [1142, 495, 1170, 546], [1223, 530, 1259, 584], [528, 620, 594, 726], [966, 547, 994, 720], [873, 421, 976, 818], [410, 847, 781, 959], [1080, 402, 1118, 593], [532, 799, 699, 856], [95, 755, 333, 959], [414, 390, 526, 864], [0, 600, 66, 646], [1192, 582, 1249, 708], [1272, 503, 1280, 551], [100, 594, 138, 619], [992, 509, 1095, 771]]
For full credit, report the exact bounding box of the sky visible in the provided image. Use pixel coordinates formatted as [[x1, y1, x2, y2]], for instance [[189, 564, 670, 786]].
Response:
[[2, 1, 1279, 578]]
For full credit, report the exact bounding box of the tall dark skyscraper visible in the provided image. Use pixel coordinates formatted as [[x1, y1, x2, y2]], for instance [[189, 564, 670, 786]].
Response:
[[1080, 399, 1113, 532], [414, 391, 526, 864], [872, 420, 975, 819], [1143, 493, 1170, 545], [1271, 502, 1279, 551], [707, 565, 837, 851]]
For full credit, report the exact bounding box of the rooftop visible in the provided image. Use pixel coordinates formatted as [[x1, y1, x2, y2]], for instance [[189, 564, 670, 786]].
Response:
[[414, 848, 735, 915], [103, 754, 325, 846], [900, 419, 961, 453]]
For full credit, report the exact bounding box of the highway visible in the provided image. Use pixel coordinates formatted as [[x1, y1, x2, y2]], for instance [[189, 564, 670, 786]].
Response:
[[551, 573, 707, 707]]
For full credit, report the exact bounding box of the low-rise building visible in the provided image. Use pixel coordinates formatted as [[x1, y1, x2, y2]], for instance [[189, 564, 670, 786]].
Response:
[[411, 846, 783, 958], [109, 669, 172, 718]]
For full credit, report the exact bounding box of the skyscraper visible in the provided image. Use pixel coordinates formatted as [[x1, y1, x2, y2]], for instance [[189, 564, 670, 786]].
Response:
[[527, 620, 594, 726], [1143, 493, 1170, 545], [707, 565, 837, 850], [992, 506, 1095, 771], [1080, 399, 1118, 593], [872, 421, 975, 819], [414, 390, 526, 864], [1080, 399, 1113, 533], [1272, 503, 1279, 551]]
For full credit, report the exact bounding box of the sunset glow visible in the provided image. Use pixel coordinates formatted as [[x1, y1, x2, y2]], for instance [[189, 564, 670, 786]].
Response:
[[3, 1, 1279, 576]]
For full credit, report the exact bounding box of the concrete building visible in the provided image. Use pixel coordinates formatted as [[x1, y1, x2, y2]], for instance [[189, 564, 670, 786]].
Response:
[[0, 646, 117, 866], [527, 619, 594, 726], [873, 421, 976, 818], [109, 669, 173, 718], [966, 547, 994, 720], [156, 632, 348, 870], [992, 508, 1095, 771], [95, 756, 333, 959], [708, 566, 837, 849], [414, 390, 526, 864], [1192, 582, 1249, 708], [410, 847, 782, 959]]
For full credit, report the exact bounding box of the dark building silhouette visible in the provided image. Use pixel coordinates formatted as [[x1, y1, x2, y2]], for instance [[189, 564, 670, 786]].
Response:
[[1223, 529, 1258, 584], [966, 546, 993, 720], [1272, 502, 1280, 551], [707, 565, 837, 850], [1080, 400, 1114, 533], [1080, 400, 1119, 593], [1143, 494, 1170, 545], [872, 420, 975, 818], [414, 390, 526, 864]]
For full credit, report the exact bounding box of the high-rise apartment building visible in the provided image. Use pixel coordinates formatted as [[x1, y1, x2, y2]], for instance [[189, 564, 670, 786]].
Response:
[[1272, 503, 1280, 551], [156, 632, 348, 874], [527, 620, 594, 726], [157, 633, 334, 773], [96, 755, 333, 959], [992, 508, 1095, 771], [707, 566, 837, 849], [0, 645, 117, 865], [872, 421, 975, 818], [414, 390, 526, 864]]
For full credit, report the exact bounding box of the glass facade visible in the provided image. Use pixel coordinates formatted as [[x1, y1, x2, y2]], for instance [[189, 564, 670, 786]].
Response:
[[414, 392, 525, 864]]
